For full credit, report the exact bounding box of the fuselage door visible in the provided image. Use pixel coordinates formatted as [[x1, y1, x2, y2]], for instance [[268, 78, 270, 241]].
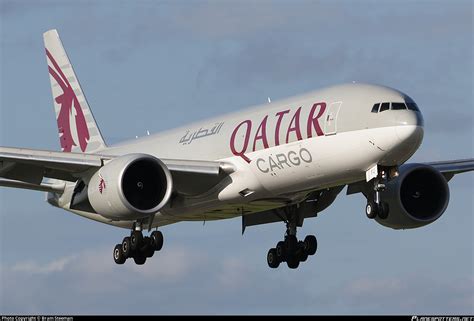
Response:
[[324, 101, 342, 135]]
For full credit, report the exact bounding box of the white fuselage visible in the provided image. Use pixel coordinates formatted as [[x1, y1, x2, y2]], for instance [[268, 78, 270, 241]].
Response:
[[53, 83, 424, 228]]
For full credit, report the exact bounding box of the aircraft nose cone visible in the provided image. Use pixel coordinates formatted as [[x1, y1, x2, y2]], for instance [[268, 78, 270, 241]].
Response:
[[395, 109, 424, 127], [395, 111, 424, 149]]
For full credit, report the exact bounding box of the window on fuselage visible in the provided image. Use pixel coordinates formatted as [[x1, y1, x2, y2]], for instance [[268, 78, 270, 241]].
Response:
[[371, 103, 380, 113], [379, 102, 390, 112], [391, 102, 407, 110]]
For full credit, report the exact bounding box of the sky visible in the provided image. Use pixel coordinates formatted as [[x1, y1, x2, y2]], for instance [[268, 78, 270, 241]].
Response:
[[0, 0, 473, 315]]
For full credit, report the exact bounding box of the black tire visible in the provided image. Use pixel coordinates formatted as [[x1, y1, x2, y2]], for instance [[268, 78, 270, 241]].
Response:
[[267, 248, 280, 268], [113, 244, 126, 264], [122, 237, 132, 258], [130, 231, 143, 251], [144, 247, 155, 258], [286, 255, 300, 269], [366, 199, 378, 219], [276, 241, 286, 261], [297, 241, 308, 262], [141, 236, 150, 250], [133, 253, 147, 265], [378, 202, 389, 219], [304, 235, 317, 256], [150, 230, 164, 251], [142, 237, 155, 258]]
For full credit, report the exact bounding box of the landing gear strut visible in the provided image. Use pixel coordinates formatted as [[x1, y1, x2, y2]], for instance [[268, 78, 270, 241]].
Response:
[[365, 167, 390, 220], [267, 208, 318, 269], [113, 226, 164, 265]]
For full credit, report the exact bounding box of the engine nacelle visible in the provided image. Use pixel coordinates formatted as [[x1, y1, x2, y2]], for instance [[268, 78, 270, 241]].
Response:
[[376, 164, 450, 229], [88, 154, 173, 220]]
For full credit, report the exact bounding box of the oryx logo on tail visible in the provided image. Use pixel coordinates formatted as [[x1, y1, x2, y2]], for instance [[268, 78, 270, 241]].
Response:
[[46, 49, 90, 152]]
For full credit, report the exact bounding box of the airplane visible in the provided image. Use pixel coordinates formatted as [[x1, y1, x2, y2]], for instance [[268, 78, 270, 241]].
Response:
[[1, 29, 473, 269]]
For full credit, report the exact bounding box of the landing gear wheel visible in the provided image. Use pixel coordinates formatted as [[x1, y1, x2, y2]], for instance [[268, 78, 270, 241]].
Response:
[[267, 248, 280, 268], [297, 241, 308, 262], [286, 255, 300, 269], [378, 202, 389, 219], [303, 235, 317, 255], [122, 237, 132, 258], [142, 237, 154, 258], [130, 231, 143, 251], [113, 244, 126, 264], [276, 241, 286, 261], [150, 230, 164, 251], [144, 247, 155, 258], [366, 199, 378, 219], [133, 253, 147, 265]]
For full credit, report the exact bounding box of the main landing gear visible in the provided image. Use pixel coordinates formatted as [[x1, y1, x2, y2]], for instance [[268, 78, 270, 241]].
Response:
[[267, 214, 317, 269], [113, 228, 164, 265]]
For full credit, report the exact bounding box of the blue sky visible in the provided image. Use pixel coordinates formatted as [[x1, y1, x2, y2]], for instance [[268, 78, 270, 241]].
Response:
[[0, 0, 473, 315]]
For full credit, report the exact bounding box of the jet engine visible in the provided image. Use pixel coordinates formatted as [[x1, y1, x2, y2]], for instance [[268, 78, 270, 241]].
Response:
[[376, 163, 450, 229], [88, 153, 173, 220]]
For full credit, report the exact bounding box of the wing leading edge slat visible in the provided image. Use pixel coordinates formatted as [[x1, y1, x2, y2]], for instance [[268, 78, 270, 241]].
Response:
[[0, 146, 232, 195]]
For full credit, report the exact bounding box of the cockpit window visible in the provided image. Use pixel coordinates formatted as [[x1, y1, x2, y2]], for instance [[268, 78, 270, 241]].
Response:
[[405, 96, 420, 112], [406, 102, 419, 111], [379, 102, 390, 112], [391, 102, 407, 110], [372, 100, 417, 113]]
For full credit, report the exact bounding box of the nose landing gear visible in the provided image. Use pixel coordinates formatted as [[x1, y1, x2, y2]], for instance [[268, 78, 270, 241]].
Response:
[[365, 166, 394, 220]]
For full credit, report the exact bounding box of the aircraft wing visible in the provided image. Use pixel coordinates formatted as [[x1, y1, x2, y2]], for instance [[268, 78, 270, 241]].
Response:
[[425, 158, 474, 181], [0, 146, 231, 195]]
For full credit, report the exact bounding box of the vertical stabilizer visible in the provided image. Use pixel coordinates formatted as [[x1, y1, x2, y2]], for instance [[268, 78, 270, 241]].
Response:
[[43, 29, 106, 153]]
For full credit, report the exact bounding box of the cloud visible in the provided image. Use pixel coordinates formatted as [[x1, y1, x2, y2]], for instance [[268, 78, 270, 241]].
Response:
[[216, 257, 252, 289], [345, 277, 403, 297], [2, 244, 472, 314], [128, 245, 207, 281], [335, 275, 474, 314], [11, 255, 76, 275]]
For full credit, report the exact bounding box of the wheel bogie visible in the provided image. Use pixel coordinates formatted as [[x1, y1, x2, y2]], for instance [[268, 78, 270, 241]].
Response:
[[114, 230, 164, 265], [268, 234, 318, 269]]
